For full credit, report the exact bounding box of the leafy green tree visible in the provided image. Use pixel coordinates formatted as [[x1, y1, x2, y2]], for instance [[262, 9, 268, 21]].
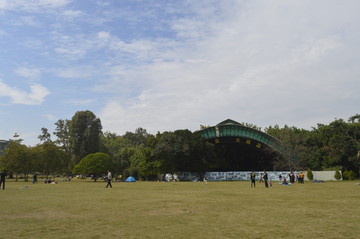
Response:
[[265, 125, 310, 170], [100, 132, 132, 174], [38, 127, 51, 142], [101, 130, 158, 179], [73, 153, 114, 181], [127, 147, 146, 178], [138, 143, 162, 180], [152, 131, 187, 176], [348, 170, 356, 180], [123, 127, 150, 146], [309, 117, 359, 175], [151, 130, 216, 177], [69, 111, 102, 167], [0, 140, 9, 156], [0, 140, 32, 181], [31, 142, 68, 176], [190, 136, 217, 176], [53, 119, 71, 154], [117, 147, 136, 176]]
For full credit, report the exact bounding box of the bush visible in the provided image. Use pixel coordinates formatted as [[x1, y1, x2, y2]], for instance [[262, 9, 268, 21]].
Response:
[[342, 171, 349, 180], [307, 169, 313, 181], [348, 170, 356, 180], [72, 152, 115, 181], [334, 170, 342, 180]]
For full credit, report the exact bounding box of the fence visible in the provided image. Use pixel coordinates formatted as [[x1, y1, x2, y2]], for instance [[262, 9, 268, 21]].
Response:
[[166, 171, 339, 181]]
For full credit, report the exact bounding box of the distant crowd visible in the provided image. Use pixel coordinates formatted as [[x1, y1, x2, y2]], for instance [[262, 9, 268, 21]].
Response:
[[250, 170, 306, 188]]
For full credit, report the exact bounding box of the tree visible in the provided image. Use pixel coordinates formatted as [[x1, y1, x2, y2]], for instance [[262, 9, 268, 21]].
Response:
[[53, 119, 70, 154], [0, 140, 32, 181], [69, 111, 102, 167], [31, 142, 68, 176], [151, 130, 216, 177], [73, 153, 114, 181], [123, 127, 150, 146], [152, 131, 187, 176], [101, 132, 132, 175], [265, 125, 310, 170], [38, 127, 51, 142], [309, 117, 359, 175]]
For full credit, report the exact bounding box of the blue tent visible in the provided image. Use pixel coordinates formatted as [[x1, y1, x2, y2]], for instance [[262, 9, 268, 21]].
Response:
[[125, 176, 136, 182]]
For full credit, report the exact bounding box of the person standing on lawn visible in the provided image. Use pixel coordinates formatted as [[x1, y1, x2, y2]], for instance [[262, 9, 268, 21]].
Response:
[[263, 170, 269, 188], [106, 170, 112, 188], [250, 171, 256, 188], [0, 170, 7, 190]]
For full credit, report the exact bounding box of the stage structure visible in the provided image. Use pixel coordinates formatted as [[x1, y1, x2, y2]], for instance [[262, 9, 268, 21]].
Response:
[[198, 119, 285, 171]]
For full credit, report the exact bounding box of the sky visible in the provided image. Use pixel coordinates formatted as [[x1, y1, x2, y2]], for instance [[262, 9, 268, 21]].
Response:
[[0, 0, 359, 146]]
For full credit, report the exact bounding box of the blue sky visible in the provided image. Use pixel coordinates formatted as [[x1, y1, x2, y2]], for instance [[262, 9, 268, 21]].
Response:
[[0, 0, 359, 146]]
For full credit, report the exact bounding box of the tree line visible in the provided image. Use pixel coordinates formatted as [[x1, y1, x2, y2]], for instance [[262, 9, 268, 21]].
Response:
[[0, 110, 359, 181]]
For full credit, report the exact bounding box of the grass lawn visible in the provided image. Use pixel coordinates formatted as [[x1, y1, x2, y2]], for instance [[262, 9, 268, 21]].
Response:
[[1, 179, 359, 239]]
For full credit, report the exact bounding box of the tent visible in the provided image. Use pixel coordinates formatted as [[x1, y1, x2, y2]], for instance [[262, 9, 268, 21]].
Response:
[[125, 176, 136, 182]]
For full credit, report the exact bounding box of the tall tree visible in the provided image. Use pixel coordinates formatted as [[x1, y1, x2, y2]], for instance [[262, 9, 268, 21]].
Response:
[[123, 127, 150, 146], [69, 111, 102, 167], [101, 132, 132, 175], [31, 142, 68, 176], [53, 119, 70, 154], [265, 125, 310, 170], [151, 130, 215, 176], [0, 140, 32, 181], [38, 127, 51, 142], [310, 117, 360, 173]]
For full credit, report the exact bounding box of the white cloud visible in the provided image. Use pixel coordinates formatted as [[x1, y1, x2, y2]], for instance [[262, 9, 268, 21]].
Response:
[[45, 114, 57, 121], [1, 0, 359, 144], [99, 0, 360, 133], [0, 0, 71, 11], [0, 80, 50, 105], [62, 10, 83, 18], [10, 16, 39, 26], [15, 67, 41, 79], [54, 66, 95, 79], [54, 47, 87, 60]]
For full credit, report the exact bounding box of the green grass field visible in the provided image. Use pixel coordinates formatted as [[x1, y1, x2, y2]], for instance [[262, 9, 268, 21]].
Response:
[[1, 179, 359, 239]]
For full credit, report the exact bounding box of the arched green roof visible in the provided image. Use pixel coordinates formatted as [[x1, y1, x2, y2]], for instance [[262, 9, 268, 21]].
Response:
[[198, 119, 284, 154]]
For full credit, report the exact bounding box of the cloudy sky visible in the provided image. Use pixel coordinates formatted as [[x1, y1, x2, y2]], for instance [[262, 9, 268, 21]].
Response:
[[0, 0, 359, 145]]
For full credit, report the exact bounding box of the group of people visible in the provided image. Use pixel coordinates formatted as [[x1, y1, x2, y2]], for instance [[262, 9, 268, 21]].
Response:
[[251, 170, 272, 188], [287, 171, 305, 184], [1, 169, 307, 190], [251, 170, 306, 187], [43, 178, 57, 184]]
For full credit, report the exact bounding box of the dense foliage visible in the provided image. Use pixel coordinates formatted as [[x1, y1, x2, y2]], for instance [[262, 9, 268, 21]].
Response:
[[0, 111, 359, 180], [69, 111, 102, 167], [72, 152, 114, 181]]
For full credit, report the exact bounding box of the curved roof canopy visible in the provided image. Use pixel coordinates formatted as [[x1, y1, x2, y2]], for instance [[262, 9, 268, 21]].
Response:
[[198, 119, 284, 154]]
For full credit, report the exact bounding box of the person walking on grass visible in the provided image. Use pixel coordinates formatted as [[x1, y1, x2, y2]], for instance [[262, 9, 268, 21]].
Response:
[[0, 170, 7, 190], [32, 173, 37, 184], [250, 171, 256, 188], [106, 170, 112, 188], [263, 170, 269, 188]]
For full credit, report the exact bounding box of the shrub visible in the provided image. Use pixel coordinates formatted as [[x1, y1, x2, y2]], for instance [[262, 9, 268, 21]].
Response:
[[348, 170, 356, 180], [342, 171, 349, 180], [72, 152, 115, 181], [307, 169, 313, 181], [334, 170, 342, 181]]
